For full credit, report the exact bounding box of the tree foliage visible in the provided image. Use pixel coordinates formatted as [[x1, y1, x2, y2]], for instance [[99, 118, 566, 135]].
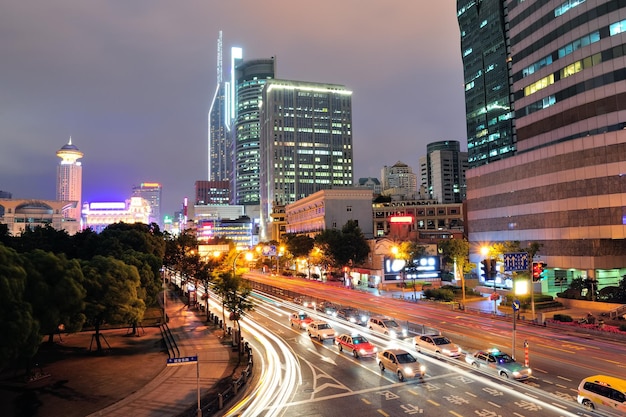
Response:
[[81, 256, 146, 352], [0, 244, 40, 370], [315, 220, 370, 268], [22, 250, 86, 343]]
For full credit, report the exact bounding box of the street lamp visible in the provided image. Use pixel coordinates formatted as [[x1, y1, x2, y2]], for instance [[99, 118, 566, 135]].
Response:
[[232, 249, 253, 278]]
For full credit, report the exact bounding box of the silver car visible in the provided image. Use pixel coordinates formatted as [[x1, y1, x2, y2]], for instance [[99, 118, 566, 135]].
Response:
[[465, 349, 532, 380], [377, 349, 425, 381], [414, 334, 461, 358]]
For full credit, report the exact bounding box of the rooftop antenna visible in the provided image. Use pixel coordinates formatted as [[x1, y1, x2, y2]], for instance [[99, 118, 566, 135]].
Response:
[[217, 30, 223, 84]]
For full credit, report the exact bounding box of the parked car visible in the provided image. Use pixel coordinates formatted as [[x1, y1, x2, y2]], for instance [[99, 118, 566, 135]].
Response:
[[368, 317, 407, 338], [414, 334, 461, 358], [289, 312, 314, 329], [335, 333, 378, 358], [377, 349, 425, 381], [307, 321, 336, 342], [465, 348, 532, 380]]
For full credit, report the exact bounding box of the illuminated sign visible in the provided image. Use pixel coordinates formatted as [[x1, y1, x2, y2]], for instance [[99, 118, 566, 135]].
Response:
[[383, 256, 441, 282], [389, 216, 413, 223], [140, 182, 161, 188], [89, 202, 126, 210]]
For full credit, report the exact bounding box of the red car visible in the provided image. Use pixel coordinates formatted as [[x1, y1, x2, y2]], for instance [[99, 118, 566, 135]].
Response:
[[289, 312, 314, 329], [335, 334, 378, 358]]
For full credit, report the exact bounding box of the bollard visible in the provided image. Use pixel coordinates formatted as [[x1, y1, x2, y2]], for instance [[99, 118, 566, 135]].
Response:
[[241, 370, 247, 383], [233, 380, 238, 395], [218, 393, 223, 409]]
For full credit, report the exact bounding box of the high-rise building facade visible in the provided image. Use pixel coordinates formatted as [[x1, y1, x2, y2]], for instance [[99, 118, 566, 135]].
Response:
[[56, 137, 83, 221], [195, 180, 230, 205], [380, 162, 418, 199], [458, 0, 515, 167], [233, 58, 275, 206], [259, 79, 354, 240], [461, 0, 626, 292], [419, 140, 468, 203], [131, 182, 162, 226], [208, 32, 242, 182]]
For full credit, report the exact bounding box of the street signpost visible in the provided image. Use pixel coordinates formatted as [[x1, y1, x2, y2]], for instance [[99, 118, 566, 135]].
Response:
[[167, 355, 200, 417], [503, 252, 529, 271], [512, 299, 520, 359]]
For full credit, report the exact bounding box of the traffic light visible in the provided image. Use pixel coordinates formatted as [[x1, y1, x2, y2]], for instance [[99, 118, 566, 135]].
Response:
[[489, 259, 497, 278], [480, 259, 491, 280], [532, 262, 547, 281]]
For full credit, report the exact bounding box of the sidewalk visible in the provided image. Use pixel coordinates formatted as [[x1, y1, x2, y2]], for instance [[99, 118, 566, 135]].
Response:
[[0, 289, 239, 417], [88, 289, 238, 417]]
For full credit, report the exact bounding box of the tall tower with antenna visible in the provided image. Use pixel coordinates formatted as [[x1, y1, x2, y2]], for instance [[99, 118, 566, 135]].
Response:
[[56, 137, 83, 221]]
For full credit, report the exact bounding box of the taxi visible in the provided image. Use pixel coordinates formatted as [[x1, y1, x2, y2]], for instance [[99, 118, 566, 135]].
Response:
[[465, 348, 531, 380], [289, 312, 314, 329], [335, 333, 378, 358], [577, 375, 626, 414]]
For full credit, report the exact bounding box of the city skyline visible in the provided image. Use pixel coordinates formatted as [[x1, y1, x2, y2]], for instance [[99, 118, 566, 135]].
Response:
[[0, 2, 466, 217]]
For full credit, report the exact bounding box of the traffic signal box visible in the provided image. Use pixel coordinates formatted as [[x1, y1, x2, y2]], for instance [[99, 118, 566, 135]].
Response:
[[480, 258, 498, 279], [532, 262, 547, 281], [481, 259, 490, 280]]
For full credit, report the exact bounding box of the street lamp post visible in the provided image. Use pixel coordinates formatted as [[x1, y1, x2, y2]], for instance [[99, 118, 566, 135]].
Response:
[[232, 250, 253, 278]]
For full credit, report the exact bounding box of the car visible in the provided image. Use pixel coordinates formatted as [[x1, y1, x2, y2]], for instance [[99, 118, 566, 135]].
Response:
[[289, 312, 314, 329], [414, 334, 461, 358], [335, 333, 378, 358], [577, 375, 626, 413], [337, 307, 368, 325], [293, 296, 314, 308], [465, 348, 532, 380], [307, 320, 336, 342], [368, 317, 408, 338], [318, 301, 338, 317], [377, 349, 425, 381]]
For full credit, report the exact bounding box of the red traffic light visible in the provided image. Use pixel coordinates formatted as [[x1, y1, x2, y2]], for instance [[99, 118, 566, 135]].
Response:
[[532, 262, 546, 281]]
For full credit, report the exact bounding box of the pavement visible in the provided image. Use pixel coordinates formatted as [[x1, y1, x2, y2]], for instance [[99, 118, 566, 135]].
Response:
[[0, 278, 622, 417], [0, 287, 243, 417]]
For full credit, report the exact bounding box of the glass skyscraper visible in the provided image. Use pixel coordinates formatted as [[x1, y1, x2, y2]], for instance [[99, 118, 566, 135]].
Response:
[[461, 0, 626, 291], [233, 58, 276, 206], [458, 0, 515, 167]]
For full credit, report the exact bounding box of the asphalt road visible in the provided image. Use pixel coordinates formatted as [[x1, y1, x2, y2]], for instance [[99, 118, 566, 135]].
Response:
[[225, 272, 625, 416]]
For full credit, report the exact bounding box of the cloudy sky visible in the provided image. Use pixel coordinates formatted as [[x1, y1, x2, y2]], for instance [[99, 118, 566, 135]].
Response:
[[0, 1, 466, 217]]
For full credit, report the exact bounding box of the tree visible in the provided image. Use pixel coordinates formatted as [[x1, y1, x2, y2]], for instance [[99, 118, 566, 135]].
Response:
[[222, 274, 254, 355], [438, 238, 472, 305], [81, 256, 146, 352], [0, 244, 40, 371], [315, 220, 370, 270], [285, 234, 314, 259], [22, 250, 86, 343]]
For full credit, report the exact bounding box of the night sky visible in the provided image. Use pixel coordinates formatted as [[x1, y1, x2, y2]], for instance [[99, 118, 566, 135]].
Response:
[[0, 1, 466, 217]]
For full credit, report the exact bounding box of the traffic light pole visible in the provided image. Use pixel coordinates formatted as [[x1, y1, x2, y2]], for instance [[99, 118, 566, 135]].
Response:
[[530, 260, 535, 322]]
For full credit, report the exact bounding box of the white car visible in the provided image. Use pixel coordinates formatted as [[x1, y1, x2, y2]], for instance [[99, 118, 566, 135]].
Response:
[[307, 320, 336, 342], [368, 317, 407, 338], [414, 334, 461, 358]]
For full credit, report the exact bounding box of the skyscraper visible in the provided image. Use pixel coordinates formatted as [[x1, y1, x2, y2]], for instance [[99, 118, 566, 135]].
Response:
[[56, 137, 83, 221], [460, 0, 626, 290], [259, 79, 353, 240], [419, 140, 467, 203], [131, 183, 162, 226], [208, 33, 242, 182], [233, 57, 275, 206], [457, 0, 515, 167]]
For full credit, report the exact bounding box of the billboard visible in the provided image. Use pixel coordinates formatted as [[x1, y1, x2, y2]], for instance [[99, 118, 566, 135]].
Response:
[[383, 256, 440, 282]]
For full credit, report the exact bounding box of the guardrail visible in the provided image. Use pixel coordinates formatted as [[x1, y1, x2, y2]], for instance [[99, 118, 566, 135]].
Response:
[[178, 345, 254, 417], [159, 322, 179, 359]]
